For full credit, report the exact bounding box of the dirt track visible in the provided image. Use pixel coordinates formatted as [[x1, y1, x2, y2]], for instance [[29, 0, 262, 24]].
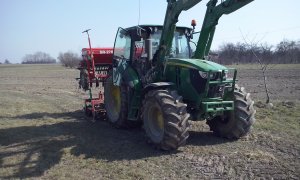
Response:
[[0, 64, 299, 179]]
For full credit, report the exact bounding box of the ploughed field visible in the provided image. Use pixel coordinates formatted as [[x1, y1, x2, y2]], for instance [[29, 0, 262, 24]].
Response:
[[0, 64, 299, 179]]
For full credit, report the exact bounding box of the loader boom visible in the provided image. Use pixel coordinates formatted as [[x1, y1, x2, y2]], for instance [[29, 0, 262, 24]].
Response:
[[194, 0, 254, 59], [154, 0, 203, 65]]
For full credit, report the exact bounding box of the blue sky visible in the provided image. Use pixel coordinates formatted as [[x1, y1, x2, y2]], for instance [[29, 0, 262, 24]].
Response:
[[0, 0, 299, 63]]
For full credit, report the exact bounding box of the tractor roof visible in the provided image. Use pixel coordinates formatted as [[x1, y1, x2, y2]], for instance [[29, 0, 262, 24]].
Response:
[[125, 25, 192, 32]]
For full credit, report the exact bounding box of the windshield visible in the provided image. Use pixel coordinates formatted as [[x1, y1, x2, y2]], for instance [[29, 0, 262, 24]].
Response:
[[171, 31, 190, 58], [135, 29, 190, 59]]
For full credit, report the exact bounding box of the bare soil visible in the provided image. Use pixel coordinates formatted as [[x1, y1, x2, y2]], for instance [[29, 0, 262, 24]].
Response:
[[232, 64, 300, 101], [0, 64, 299, 179]]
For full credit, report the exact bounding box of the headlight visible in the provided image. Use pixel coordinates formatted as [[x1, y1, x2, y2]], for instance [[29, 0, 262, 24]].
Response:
[[199, 71, 208, 79], [198, 71, 217, 79], [223, 71, 228, 79], [223, 70, 233, 80]]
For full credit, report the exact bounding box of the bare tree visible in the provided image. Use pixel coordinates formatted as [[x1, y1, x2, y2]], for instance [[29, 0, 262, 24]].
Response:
[[58, 51, 81, 68], [275, 39, 300, 64], [218, 43, 238, 64], [240, 30, 271, 104], [4, 59, 11, 64]]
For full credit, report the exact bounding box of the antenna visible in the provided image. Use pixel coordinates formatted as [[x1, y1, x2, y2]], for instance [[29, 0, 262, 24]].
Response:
[[138, 0, 141, 25]]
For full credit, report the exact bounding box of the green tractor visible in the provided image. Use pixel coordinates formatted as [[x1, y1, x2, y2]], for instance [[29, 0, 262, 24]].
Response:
[[104, 0, 256, 150]]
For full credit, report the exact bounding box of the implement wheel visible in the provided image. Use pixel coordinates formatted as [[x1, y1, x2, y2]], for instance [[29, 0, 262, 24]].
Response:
[[142, 89, 190, 151], [104, 75, 129, 128], [207, 85, 256, 139]]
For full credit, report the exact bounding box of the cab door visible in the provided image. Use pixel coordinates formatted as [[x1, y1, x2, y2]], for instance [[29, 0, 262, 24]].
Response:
[[112, 27, 132, 86]]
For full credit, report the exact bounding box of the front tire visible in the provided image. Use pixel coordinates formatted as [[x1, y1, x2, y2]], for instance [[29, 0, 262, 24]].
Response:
[[142, 89, 190, 150], [207, 85, 256, 139]]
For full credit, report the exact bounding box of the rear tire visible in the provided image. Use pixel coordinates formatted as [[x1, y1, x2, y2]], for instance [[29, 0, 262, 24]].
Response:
[[79, 69, 89, 91], [142, 89, 190, 150], [207, 85, 256, 139]]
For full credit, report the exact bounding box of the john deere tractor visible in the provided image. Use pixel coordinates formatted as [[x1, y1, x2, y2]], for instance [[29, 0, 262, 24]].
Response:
[[104, 0, 255, 150]]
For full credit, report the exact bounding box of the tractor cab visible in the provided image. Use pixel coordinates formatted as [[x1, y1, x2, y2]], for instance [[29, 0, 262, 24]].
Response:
[[113, 25, 192, 62], [112, 25, 193, 86]]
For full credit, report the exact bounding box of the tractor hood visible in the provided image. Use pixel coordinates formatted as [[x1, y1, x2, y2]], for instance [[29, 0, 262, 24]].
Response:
[[166, 58, 227, 72]]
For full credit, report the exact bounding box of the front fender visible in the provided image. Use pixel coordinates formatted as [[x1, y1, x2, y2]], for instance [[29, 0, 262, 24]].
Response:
[[143, 82, 175, 96]]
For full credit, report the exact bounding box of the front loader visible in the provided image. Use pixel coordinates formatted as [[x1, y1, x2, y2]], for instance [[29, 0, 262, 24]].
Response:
[[105, 0, 256, 150]]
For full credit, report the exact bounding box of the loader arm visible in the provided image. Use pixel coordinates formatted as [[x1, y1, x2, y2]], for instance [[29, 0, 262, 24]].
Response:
[[194, 0, 254, 59], [154, 0, 203, 66]]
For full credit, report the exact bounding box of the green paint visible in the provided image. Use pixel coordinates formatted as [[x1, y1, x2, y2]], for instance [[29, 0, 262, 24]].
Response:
[[167, 58, 228, 72], [123, 67, 142, 120]]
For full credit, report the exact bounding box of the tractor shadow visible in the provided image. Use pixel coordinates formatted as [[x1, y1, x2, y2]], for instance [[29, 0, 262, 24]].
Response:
[[0, 110, 172, 179], [0, 110, 230, 179]]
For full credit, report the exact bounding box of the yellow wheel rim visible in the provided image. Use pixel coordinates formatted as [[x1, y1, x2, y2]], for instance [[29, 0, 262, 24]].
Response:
[[148, 103, 164, 138], [111, 85, 121, 116], [156, 109, 164, 130]]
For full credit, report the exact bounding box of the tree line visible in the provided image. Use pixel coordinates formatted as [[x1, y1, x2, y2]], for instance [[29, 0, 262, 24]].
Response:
[[22, 52, 56, 64], [212, 39, 300, 65], [19, 51, 81, 68]]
